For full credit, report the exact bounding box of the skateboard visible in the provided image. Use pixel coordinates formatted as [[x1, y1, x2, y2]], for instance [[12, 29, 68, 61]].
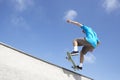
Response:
[[66, 52, 78, 71]]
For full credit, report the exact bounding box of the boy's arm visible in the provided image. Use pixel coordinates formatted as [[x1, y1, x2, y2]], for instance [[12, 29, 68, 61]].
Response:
[[97, 40, 100, 47], [67, 19, 83, 27]]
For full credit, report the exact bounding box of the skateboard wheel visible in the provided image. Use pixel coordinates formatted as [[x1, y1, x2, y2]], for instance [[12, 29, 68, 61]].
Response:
[[66, 57, 70, 61]]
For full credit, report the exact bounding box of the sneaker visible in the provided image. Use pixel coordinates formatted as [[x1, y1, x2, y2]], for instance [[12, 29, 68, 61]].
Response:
[[71, 51, 79, 56], [77, 65, 82, 70]]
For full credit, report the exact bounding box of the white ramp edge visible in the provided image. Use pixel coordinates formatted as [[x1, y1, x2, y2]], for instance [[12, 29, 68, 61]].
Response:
[[0, 42, 93, 80]]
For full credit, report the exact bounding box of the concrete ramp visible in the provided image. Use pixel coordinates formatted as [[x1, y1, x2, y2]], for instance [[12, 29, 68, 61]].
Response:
[[0, 42, 93, 80]]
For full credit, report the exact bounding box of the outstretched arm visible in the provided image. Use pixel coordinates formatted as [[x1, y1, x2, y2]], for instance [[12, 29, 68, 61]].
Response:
[[66, 19, 83, 27]]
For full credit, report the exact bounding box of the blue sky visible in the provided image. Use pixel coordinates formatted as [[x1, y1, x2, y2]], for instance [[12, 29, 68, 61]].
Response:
[[0, 0, 120, 80]]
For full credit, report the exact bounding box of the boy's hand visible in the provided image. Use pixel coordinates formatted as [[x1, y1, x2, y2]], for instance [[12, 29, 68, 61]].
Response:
[[66, 19, 72, 23]]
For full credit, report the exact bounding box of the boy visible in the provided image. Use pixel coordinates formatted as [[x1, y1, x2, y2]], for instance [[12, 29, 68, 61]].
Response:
[[67, 19, 100, 70]]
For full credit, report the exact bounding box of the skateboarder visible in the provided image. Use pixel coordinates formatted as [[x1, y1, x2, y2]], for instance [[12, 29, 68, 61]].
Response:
[[67, 19, 100, 70]]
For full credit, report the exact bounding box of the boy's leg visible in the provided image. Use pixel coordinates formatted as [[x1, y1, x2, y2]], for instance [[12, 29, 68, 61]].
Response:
[[77, 46, 88, 70], [80, 46, 88, 66], [72, 40, 79, 53], [78, 45, 94, 70], [71, 38, 85, 55]]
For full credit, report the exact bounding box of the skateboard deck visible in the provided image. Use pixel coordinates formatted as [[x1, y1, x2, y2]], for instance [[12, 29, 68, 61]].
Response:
[[66, 52, 78, 71]]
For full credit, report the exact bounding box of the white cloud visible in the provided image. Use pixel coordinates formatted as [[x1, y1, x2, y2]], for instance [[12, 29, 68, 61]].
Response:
[[103, 0, 120, 13], [64, 10, 78, 20], [11, 0, 34, 12], [11, 15, 30, 31], [84, 53, 96, 64], [9, 0, 34, 30]]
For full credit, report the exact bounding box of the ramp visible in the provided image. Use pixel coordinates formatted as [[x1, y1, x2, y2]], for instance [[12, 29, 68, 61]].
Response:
[[0, 42, 93, 80]]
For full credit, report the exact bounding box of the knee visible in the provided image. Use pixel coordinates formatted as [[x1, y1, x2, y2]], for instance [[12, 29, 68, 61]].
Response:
[[81, 50, 87, 55], [73, 40, 78, 46]]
